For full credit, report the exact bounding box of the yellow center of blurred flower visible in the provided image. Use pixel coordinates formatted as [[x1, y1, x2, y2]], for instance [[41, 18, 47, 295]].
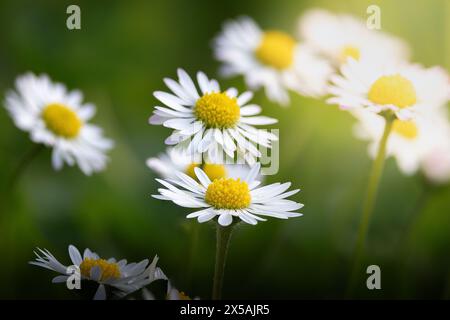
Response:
[[255, 31, 296, 70], [195, 93, 240, 128], [339, 45, 360, 63], [205, 178, 251, 209], [392, 120, 418, 139], [185, 163, 227, 181], [42, 103, 82, 138], [178, 291, 191, 300], [368, 74, 417, 108], [79, 258, 121, 281]]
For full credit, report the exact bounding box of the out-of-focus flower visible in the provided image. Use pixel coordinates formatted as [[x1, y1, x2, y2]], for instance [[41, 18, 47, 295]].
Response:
[[298, 9, 410, 68], [4, 73, 114, 175], [328, 59, 450, 120], [353, 107, 450, 177], [213, 16, 333, 105], [30, 245, 165, 300], [141, 281, 199, 300], [149, 69, 278, 165], [152, 163, 303, 226]]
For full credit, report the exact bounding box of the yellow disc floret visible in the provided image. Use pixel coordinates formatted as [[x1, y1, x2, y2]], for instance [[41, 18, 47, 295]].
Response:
[[79, 258, 121, 281], [255, 31, 296, 70], [205, 178, 251, 210], [392, 120, 418, 139], [202, 164, 227, 181], [42, 103, 82, 138], [195, 93, 240, 129], [339, 45, 360, 63], [368, 74, 417, 108]]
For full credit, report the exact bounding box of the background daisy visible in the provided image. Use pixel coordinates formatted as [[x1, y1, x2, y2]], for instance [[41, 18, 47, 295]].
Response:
[[213, 16, 332, 105], [4, 73, 114, 175], [149, 69, 278, 165], [30, 245, 165, 300]]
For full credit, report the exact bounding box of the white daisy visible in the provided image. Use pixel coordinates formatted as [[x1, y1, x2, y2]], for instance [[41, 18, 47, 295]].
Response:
[[30, 245, 165, 300], [149, 69, 278, 165], [146, 147, 261, 182], [421, 141, 450, 185], [327, 59, 450, 120], [4, 73, 114, 175], [298, 9, 410, 68], [213, 16, 333, 105], [353, 107, 450, 176], [152, 163, 303, 226], [141, 281, 199, 300]]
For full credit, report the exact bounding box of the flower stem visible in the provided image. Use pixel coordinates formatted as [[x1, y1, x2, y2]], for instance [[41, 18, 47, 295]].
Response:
[[347, 113, 394, 297], [212, 223, 234, 300], [7, 143, 44, 190]]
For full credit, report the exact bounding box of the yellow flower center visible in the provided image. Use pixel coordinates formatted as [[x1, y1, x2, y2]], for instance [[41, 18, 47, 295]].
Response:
[[255, 31, 296, 70], [205, 178, 251, 209], [368, 74, 417, 108], [392, 120, 418, 139], [339, 45, 360, 63], [42, 103, 82, 138], [185, 163, 227, 181], [79, 258, 121, 281], [195, 93, 240, 128]]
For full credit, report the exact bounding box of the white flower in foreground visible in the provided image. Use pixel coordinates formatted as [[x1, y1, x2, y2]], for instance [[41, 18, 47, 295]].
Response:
[[4, 73, 114, 175], [149, 69, 278, 165], [421, 143, 450, 185], [146, 147, 261, 182], [353, 108, 450, 176], [298, 9, 410, 68], [328, 59, 450, 120], [152, 163, 303, 226], [30, 245, 165, 300], [213, 16, 333, 105]]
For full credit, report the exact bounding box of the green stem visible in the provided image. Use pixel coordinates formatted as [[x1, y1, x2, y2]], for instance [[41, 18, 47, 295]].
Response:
[[347, 113, 394, 297], [212, 223, 233, 300], [7, 144, 44, 190]]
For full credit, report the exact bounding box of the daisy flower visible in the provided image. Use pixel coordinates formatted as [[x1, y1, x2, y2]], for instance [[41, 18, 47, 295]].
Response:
[[421, 142, 450, 185], [146, 147, 261, 182], [4, 73, 114, 175], [354, 107, 450, 176], [30, 245, 165, 300], [141, 281, 199, 300], [298, 9, 410, 68], [149, 69, 278, 165], [152, 163, 303, 226], [327, 60, 450, 120], [213, 16, 332, 105]]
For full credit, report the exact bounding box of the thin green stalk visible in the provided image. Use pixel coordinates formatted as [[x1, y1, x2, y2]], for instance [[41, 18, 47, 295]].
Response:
[[212, 223, 233, 300], [347, 113, 394, 297], [7, 143, 44, 190]]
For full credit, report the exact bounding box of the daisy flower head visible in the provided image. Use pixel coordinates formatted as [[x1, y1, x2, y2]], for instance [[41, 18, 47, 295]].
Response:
[[353, 107, 450, 176], [298, 9, 410, 68], [328, 60, 450, 121], [146, 147, 262, 183], [152, 163, 303, 226], [30, 245, 166, 300], [4, 73, 114, 175], [213, 16, 333, 105], [149, 69, 278, 165]]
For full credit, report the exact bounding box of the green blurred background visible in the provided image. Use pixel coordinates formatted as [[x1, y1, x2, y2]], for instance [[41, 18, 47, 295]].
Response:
[[0, 0, 449, 299]]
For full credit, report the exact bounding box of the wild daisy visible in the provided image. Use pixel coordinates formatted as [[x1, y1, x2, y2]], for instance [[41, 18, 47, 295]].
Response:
[[149, 69, 278, 165], [421, 142, 450, 185], [298, 9, 410, 68], [152, 163, 303, 226], [30, 245, 165, 300], [4, 73, 114, 175], [146, 147, 261, 182], [353, 108, 450, 176], [328, 60, 450, 120], [141, 281, 199, 300], [213, 16, 332, 105]]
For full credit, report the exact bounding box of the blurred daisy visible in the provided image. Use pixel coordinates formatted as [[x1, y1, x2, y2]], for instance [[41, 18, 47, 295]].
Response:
[[141, 281, 199, 300], [328, 60, 450, 120], [152, 163, 303, 226], [4, 73, 113, 175], [146, 147, 261, 182], [213, 16, 332, 105], [421, 143, 450, 185], [353, 108, 450, 176], [149, 69, 278, 165], [30, 245, 165, 300], [298, 9, 410, 67]]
